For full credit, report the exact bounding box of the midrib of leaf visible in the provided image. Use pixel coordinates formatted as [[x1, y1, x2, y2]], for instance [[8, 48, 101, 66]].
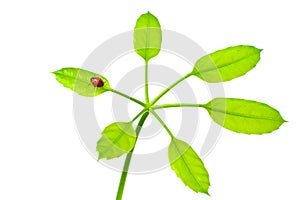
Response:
[[203, 106, 284, 122], [172, 141, 204, 190], [144, 14, 151, 60], [198, 52, 260, 73]]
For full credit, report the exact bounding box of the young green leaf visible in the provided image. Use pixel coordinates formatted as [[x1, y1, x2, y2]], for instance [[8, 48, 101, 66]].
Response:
[[97, 122, 136, 160], [52, 67, 110, 97], [203, 98, 286, 134], [168, 138, 210, 195], [134, 12, 162, 61], [192, 45, 262, 82]]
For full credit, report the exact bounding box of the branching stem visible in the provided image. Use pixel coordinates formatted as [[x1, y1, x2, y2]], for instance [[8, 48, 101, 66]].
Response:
[[149, 72, 193, 106]]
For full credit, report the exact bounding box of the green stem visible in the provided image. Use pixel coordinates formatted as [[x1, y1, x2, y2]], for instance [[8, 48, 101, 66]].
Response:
[[149, 72, 193, 106], [152, 103, 205, 110], [109, 89, 145, 107], [145, 60, 150, 104], [150, 110, 174, 138], [116, 112, 149, 200]]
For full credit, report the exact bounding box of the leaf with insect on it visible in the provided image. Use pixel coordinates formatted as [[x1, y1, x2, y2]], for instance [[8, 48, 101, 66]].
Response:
[[192, 45, 262, 82], [52, 67, 110, 97], [97, 122, 137, 160], [202, 98, 286, 134], [134, 12, 162, 61], [168, 138, 210, 195]]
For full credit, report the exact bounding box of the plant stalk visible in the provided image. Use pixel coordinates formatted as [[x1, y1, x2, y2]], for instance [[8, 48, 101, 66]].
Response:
[[145, 60, 150, 104], [116, 112, 149, 200], [150, 110, 174, 138], [152, 103, 205, 110], [109, 88, 145, 107]]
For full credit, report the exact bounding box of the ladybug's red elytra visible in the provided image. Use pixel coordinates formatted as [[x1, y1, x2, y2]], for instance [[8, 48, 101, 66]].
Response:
[[90, 77, 104, 87]]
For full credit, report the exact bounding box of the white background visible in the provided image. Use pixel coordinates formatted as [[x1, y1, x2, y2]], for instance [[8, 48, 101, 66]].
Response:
[[1, 0, 299, 200]]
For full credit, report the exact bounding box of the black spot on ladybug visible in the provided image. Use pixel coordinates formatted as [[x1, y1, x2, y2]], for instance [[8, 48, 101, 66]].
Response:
[[90, 77, 104, 87]]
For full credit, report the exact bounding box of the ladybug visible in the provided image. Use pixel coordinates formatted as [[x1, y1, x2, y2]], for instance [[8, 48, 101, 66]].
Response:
[[90, 77, 104, 87]]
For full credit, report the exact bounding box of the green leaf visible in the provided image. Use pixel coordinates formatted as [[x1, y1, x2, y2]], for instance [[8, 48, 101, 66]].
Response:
[[168, 138, 210, 195], [97, 122, 136, 160], [52, 67, 110, 97], [134, 12, 162, 61], [203, 98, 286, 134], [192, 45, 262, 82]]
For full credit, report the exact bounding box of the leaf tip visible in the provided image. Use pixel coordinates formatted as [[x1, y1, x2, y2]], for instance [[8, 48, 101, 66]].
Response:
[[195, 187, 210, 196], [279, 112, 287, 123]]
